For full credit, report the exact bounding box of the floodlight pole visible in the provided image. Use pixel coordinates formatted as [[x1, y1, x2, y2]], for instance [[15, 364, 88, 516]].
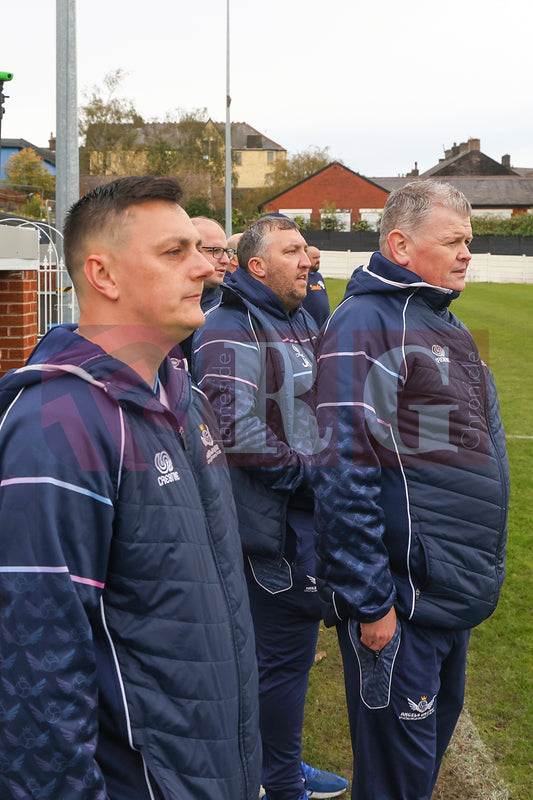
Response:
[[0, 72, 14, 180], [224, 0, 232, 237], [56, 0, 79, 257]]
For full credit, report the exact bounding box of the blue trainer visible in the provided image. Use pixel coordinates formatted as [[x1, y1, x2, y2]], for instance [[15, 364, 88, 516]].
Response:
[[301, 761, 349, 799]]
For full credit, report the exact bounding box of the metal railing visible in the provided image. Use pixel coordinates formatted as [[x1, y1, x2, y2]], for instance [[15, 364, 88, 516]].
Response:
[[0, 217, 78, 337]]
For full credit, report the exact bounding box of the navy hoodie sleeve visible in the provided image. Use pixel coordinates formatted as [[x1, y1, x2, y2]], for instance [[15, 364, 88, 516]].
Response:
[[0, 373, 120, 799], [313, 297, 399, 624], [192, 308, 311, 493]]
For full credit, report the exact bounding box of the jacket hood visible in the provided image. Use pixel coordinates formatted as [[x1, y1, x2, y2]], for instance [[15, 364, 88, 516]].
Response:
[[0, 324, 192, 419], [222, 266, 299, 321], [344, 252, 460, 310]]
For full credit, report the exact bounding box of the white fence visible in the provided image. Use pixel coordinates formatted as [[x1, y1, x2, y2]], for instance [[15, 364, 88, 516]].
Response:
[[0, 218, 77, 337], [38, 253, 77, 338], [320, 250, 533, 284]]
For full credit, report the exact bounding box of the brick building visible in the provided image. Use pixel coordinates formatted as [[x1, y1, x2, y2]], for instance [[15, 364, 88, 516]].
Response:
[[261, 161, 389, 230]]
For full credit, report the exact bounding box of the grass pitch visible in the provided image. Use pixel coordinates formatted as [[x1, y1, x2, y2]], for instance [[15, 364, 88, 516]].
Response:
[[303, 280, 533, 799]]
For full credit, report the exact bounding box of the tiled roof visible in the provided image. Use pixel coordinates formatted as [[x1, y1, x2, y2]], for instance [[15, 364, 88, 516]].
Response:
[[421, 150, 517, 177], [2, 138, 56, 166], [211, 121, 285, 151], [261, 161, 388, 207], [370, 176, 533, 207], [88, 121, 286, 152]]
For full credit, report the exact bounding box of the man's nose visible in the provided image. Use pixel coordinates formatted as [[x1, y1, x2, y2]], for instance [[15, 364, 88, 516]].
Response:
[[459, 243, 472, 262], [197, 251, 216, 278]]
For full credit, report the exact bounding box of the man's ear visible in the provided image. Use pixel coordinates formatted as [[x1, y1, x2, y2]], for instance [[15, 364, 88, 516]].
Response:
[[83, 254, 120, 300], [386, 229, 410, 267], [247, 256, 266, 280]]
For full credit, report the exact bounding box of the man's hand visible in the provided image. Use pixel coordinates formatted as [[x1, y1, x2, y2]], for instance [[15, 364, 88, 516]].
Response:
[[360, 606, 397, 651]]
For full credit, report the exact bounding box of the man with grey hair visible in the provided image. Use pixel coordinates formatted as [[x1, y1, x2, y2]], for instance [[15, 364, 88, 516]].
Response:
[[192, 215, 349, 800], [314, 180, 509, 799]]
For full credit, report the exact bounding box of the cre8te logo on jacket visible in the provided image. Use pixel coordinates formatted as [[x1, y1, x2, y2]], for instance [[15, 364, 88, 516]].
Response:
[[154, 451, 181, 486]]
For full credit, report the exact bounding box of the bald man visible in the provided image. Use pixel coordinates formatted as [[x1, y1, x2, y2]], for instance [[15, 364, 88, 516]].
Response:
[[191, 217, 232, 311], [226, 232, 243, 273]]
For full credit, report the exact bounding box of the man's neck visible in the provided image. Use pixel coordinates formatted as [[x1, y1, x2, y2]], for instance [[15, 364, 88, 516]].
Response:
[[77, 322, 176, 387]]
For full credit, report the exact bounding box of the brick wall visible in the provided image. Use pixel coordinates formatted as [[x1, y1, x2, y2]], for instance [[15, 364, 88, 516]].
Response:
[[0, 271, 38, 377]]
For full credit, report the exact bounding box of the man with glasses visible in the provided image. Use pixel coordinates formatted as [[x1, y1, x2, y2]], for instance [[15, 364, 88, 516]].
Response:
[[192, 215, 349, 800], [177, 217, 235, 366], [192, 217, 234, 312]]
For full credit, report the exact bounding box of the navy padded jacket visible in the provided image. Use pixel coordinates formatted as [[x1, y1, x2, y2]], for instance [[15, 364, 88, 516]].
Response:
[[192, 267, 323, 560], [0, 325, 261, 800], [314, 253, 510, 630]]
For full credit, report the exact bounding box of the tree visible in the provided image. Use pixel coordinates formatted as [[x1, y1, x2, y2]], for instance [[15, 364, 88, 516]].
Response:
[[293, 215, 314, 231], [142, 109, 233, 212], [2, 148, 55, 213], [79, 73, 232, 212], [320, 201, 343, 231], [265, 146, 334, 197], [79, 69, 144, 174], [471, 212, 533, 237], [352, 219, 373, 232], [144, 134, 182, 177]]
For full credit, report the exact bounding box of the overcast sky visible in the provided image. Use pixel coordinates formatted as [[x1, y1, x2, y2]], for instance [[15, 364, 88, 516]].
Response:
[[3, 0, 533, 177]]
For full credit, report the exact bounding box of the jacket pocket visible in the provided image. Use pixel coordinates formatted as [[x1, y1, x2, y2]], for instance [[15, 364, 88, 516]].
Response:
[[348, 618, 401, 709], [409, 518, 430, 589], [248, 555, 293, 594]]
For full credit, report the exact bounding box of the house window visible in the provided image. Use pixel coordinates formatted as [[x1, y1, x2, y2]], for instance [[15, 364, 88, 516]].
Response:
[[359, 209, 382, 230], [202, 139, 218, 161], [320, 208, 351, 231], [246, 134, 262, 148], [234, 151, 242, 166], [279, 209, 312, 224], [267, 151, 274, 164]]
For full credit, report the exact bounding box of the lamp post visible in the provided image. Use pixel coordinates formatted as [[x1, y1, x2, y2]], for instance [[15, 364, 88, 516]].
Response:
[[56, 0, 79, 257], [0, 71, 14, 181], [225, 0, 232, 237]]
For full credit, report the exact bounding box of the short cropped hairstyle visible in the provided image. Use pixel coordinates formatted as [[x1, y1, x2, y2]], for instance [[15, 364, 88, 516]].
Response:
[[237, 215, 300, 273], [63, 175, 183, 286], [379, 179, 472, 250]]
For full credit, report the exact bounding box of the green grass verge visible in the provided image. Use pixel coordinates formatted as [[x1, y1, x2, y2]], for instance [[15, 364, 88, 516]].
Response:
[[306, 279, 533, 799]]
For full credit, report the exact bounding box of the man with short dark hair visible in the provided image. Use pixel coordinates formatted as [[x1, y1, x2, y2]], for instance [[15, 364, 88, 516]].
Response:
[[192, 215, 349, 800], [314, 179, 509, 800], [0, 176, 261, 800], [302, 245, 330, 327]]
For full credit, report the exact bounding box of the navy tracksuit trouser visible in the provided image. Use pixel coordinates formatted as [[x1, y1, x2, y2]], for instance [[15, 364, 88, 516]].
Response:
[[245, 514, 322, 800], [337, 617, 470, 800]]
